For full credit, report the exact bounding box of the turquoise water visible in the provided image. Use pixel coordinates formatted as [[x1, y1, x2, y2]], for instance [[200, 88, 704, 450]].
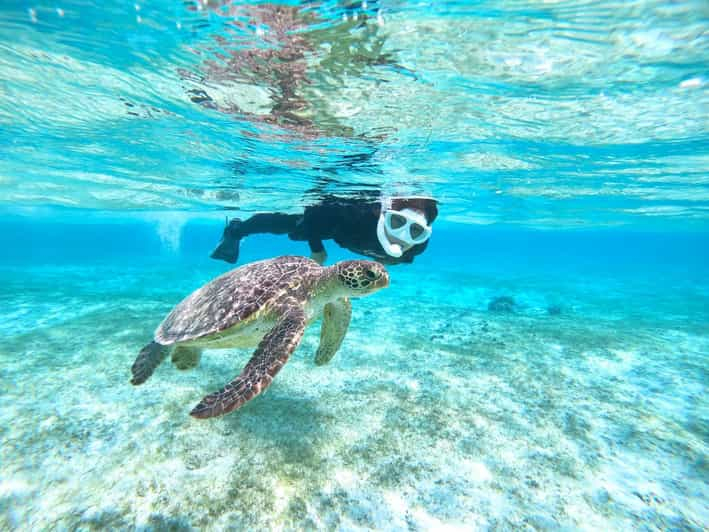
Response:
[[1, 1, 708, 530]]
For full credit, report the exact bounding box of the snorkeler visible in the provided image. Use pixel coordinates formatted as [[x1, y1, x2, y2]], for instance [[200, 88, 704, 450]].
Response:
[[210, 196, 438, 265]]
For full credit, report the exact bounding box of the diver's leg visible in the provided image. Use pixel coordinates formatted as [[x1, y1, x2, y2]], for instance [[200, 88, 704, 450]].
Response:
[[210, 213, 302, 264], [240, 213, 301, 235]]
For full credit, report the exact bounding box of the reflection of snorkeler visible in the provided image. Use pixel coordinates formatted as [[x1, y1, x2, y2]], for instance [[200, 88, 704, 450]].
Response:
[[182, 0, 394, 136], [211, 196, 438, 265]]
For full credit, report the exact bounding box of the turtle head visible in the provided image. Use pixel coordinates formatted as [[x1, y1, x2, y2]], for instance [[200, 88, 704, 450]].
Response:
[[333, 260, 389, 296]]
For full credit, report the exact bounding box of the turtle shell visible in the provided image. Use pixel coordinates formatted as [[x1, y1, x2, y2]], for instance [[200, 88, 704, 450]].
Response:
[[154, 256, 320, 345]]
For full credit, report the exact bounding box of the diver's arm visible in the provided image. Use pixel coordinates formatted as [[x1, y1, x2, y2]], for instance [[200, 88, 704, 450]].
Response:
[[308, 238, 328, 265]]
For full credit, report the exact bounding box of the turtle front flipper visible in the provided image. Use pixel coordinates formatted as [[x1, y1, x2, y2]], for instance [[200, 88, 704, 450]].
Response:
[[190, 305, 307, 419], [315, 298, 352, 365], [131, 341, 171, 385]]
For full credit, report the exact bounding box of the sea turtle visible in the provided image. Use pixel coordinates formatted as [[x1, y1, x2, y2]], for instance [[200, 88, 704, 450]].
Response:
[[131, 255, 389, 419]]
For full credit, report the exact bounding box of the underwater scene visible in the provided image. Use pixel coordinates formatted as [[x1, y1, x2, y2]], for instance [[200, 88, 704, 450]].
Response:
[[1, 0, 708, 530]]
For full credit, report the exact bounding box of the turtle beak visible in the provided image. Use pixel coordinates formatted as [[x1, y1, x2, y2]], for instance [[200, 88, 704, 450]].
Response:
[[374, 269, 390, 291]]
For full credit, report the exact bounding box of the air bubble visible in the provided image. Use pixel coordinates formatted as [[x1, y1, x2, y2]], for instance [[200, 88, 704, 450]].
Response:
[[679, 78, 702, 89]]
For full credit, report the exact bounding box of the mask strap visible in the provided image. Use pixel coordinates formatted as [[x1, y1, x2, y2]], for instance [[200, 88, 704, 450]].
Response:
[[379, 196, 393, 214]]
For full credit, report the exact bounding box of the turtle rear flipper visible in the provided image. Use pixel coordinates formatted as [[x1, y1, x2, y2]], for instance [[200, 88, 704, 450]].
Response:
[[172, 346, 202, 370], [131, 341, 171, 385], [190, 305, 306, 419], [315, 298, 351, 365]]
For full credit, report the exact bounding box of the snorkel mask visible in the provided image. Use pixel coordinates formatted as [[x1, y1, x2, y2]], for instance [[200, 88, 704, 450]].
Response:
[[376, 207, 433, 258]]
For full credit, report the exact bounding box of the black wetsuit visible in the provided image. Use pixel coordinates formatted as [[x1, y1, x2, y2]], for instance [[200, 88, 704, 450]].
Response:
[[216, 197, 430, 264]]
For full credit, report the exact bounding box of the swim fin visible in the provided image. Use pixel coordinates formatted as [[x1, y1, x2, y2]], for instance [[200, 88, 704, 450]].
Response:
[[210, 218, 243, 264]]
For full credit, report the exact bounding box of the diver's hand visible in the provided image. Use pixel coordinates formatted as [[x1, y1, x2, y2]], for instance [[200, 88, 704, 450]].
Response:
[[310, 250, 327, 265]]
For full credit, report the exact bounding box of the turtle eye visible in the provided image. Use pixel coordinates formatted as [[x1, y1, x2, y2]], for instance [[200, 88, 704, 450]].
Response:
[[365, 269, 378, 280]]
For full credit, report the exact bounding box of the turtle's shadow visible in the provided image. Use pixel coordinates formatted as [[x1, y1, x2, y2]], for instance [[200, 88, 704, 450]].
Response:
[[221, 391, 333, 473], [230, 392, 326, 435]]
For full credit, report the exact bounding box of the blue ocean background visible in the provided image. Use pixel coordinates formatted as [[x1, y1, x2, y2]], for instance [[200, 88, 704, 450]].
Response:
[[1, 0, 708, 530]]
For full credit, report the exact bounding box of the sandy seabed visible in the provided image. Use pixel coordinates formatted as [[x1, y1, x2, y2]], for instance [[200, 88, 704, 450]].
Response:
[[1, 264, 707, 531]]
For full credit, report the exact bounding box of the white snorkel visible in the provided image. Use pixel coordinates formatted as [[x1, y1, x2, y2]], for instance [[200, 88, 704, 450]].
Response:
[[377, 211, 403, 257], [376, 196, 433, 258]]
